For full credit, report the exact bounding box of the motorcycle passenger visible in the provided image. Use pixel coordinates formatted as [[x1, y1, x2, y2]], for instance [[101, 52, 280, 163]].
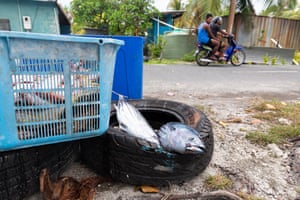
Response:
[[210, 16, 231, 60], [197, 13, 220, 61]]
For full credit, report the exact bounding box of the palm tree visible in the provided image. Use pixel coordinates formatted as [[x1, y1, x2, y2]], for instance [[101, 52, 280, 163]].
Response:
[[165, 0, 186, 28], [167, 0, 184, 10], [227, 0, 257, 33], [227, 0, 300, 31], [260, 0, 298, 18], [181, 0, 258, 29], [182, 0, 289, 31], [181, 0, 223, 28]]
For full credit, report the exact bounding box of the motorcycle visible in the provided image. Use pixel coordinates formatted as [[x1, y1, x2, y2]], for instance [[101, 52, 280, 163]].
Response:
[[195, 35, 246, 66]]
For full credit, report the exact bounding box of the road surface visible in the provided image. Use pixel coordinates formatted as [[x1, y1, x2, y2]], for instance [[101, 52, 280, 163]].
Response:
[[143, 63, 300, 100]]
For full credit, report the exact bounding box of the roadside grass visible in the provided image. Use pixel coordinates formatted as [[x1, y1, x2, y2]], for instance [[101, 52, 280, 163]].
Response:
[[204, 174, 233, 190], [246, 99, 300, 146], [204, 175, 266, 199], [195, 105, 213, 114], [237, 192, 266, 200], [145, 58, 185, 64]]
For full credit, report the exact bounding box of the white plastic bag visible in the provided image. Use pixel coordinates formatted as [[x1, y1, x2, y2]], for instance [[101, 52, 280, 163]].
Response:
[[114, 96, 160, 147]]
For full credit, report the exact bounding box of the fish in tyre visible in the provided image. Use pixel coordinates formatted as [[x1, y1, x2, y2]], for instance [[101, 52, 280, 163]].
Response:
[[108, 99, 214, 186]]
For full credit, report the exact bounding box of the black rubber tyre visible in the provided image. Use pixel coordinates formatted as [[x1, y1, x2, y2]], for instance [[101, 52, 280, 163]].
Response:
[[108, 99, 214, 186], [196, 49, 210, 66], [80, 135, 110, 176], [230, 49, 246, 66], [0, 142, 78, 200]]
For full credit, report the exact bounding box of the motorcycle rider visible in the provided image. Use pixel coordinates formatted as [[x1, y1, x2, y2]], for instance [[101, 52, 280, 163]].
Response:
[[210, 16, 231, 60], [197, 13, 220, 61]]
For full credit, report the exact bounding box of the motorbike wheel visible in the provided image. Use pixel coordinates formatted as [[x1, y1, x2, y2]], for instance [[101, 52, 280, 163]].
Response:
[[195, 49, 210, 66], [107, 99, 214, 186], [230, 49, 246, 66]]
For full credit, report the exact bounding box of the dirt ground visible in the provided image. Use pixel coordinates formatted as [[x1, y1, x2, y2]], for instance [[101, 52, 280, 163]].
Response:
[[28, 92, 300, 200]]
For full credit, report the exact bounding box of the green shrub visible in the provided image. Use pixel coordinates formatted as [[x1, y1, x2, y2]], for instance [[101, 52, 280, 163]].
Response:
[[280, 58, 286, 65], [262, 54, 270, 64], [271, 56, 278, 65], [148, 36, 166, 59], [182, 50, 195, 62]]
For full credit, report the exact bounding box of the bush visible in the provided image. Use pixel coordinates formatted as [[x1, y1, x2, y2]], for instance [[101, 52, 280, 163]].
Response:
[[148, 36, 166, 59], [183, 50, 196, 62]]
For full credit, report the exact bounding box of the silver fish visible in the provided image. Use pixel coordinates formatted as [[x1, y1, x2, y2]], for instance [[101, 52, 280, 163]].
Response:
[[157, 122, 206, 154], [114, 96, 160, 147]]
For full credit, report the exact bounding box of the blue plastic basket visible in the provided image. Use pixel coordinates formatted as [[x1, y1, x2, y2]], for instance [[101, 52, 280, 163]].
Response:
[[0, 31, 123, 151]]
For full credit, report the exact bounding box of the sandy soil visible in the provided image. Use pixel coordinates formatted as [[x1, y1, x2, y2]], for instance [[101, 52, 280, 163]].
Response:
[[28, 91, 300, 200]]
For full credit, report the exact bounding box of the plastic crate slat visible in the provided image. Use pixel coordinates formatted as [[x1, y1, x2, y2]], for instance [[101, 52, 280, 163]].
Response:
[[0, 31, 123, 151]]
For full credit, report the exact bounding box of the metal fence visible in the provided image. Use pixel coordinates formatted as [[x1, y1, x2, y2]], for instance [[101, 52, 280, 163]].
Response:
[[223, 14, 300, 49]]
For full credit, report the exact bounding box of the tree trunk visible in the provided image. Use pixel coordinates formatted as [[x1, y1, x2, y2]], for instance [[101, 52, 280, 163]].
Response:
[[227, 0, 236, 33]]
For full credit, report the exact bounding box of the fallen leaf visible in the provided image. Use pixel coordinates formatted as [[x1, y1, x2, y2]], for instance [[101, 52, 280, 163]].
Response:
[[280, 101, 287, 106], [265, 103, 276, 110], [136, 185, 159, 193], [225, 118, 242, 123], [251, 118, 262, 125], [219, 121, 228, 127]]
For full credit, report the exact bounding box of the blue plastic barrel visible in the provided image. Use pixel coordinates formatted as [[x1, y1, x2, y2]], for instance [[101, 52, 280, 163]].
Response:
[[82, 35, 144, 100]]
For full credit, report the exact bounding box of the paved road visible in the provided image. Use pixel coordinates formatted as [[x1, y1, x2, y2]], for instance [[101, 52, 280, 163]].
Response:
[[143, 63, 300, 99]]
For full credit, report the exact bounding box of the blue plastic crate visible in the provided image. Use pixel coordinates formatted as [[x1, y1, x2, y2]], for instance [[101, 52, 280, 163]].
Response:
[[0, 31, 123, 151]]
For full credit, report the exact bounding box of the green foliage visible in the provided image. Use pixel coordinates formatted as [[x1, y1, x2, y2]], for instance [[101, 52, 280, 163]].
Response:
[[108, 0, 159, 35], [71, 0, 110, 33], [280, 58, 286, 65], [71, 0, 159, 35], [182, 0, 223, 27], [147, 36, 166, 58], [295, 50, 300, 62], [271, 56, 278, 65], [260, 0, 299, 19], [247, 125, 300, 145], [146, 59, 178, 64], [167, 0, 185, 10], [182, 50, 196, 62], [247, 100, 300, 145], [204, 174, 233, 190], [262, 55, 286, 65], [262, 54, 270, 64]]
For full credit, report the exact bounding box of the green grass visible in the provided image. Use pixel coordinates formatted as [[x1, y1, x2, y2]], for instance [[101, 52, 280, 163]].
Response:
[[204, 174, 233, 190], [237, 192, 266, 200], [262, 53, 270, 64], [247, 100, 300, 146], [145, 58, 183, 64], [251, 100, 300, 124], [247, 125, 300, 145]]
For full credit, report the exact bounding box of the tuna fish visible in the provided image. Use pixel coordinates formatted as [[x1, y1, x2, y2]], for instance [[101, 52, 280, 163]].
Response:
[[157, 122, 206, 154]]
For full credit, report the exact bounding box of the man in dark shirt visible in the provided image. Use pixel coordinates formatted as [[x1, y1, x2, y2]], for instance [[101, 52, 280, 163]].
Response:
[[210, 16, 230, 60]]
